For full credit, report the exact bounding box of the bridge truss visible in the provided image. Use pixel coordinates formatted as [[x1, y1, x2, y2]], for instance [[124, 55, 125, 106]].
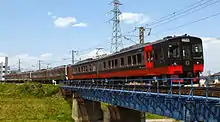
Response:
[[61, 77, 220, 121]]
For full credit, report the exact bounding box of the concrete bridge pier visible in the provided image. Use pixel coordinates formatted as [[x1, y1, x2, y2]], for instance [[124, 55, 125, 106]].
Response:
[[103, 105, 144, 122], [84, 100, 103, 122], [72, 93, 89, 122], [72, 93, 103, 122]]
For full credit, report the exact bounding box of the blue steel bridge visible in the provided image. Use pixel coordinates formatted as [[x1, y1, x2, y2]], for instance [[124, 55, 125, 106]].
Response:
[[61, 76, 220, 122]]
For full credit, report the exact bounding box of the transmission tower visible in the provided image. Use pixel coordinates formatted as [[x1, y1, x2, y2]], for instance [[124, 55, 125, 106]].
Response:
[[109, 0, 123, 53]]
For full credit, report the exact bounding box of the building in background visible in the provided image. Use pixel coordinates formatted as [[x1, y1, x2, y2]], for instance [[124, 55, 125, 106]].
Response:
[[0, 57, 9, 81]]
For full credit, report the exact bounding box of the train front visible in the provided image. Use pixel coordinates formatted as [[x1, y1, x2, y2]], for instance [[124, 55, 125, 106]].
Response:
[[169, 35, 204, 84]]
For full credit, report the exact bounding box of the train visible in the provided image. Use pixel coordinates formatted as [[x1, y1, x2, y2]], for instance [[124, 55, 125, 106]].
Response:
[[4, 34, 204, 85]]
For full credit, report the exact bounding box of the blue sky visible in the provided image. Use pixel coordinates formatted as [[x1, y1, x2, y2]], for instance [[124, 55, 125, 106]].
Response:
[[0, 0, 220, 73]]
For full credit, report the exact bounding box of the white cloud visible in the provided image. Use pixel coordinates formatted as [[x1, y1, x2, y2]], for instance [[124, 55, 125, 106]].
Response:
[[54, 17, 77, 28], [201, 37, 220, 73], [48, 12, 52, 16], [7, 53, 56, 71], [119, 12, 149, 24], [52, 16, 57, 19], [41, 53, 52, 57], [47, 12, 88, 28], [72, 22, 88, 27], [0, 53, 7, 57]]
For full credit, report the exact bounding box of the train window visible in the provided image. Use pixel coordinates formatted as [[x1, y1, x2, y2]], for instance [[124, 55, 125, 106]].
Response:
[[154, 50, 158, 60], [160, 48, 164, 63], [192, 43, 202, 53], [81, 67, 84, 72], [128, 56, 132, 65], [78, 67, 81, 72], [92, 64, 96, 71], [168, 45, 180, 58], [115, 59, 118, 67], [108, 61, 111, 69], [112, 60, 114, 68], [89, 65, 92, 71], [103, 62, 106, 69], [137, 54, 142, 64], [85, 66, 88, 72], [132, 55, 136, 65], [120, 58, 124, 66]]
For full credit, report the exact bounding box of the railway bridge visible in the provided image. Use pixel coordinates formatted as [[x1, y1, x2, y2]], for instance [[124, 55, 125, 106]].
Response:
[[61, 77, 220, 122]]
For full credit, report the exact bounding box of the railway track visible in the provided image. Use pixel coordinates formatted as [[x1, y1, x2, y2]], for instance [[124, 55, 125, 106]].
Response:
[[64, 84, 220, 98], [2, 81, 220, 98]]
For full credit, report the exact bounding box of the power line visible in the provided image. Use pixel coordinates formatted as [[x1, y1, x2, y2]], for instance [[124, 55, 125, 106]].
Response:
[[146, 0, 219, 28], [146, 0, 206, 26], [150, 0, 220, 29], [123, 36, 138, 44], [152, 11, 220, 36], [96, 48, 104, 59]]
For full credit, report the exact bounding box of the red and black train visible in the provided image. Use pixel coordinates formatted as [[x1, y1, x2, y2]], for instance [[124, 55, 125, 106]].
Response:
[[4, 34, 204, 85]]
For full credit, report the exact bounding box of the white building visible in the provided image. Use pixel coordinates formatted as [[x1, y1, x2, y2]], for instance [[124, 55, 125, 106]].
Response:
[[0, 57, 9, 81]]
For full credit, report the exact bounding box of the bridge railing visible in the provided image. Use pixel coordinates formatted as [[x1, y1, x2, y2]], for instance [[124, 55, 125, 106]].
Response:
[[61, 76, 220, 99]]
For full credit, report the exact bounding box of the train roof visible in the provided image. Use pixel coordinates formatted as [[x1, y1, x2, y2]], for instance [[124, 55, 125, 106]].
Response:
[[53, 65, 66, 69], [73, 34, 201, 66], [74, 43, 148, 66]]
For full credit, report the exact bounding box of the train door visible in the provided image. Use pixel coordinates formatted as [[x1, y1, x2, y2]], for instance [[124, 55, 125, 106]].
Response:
[[182, 38, 193, 73], [144, 45, 153, 68]]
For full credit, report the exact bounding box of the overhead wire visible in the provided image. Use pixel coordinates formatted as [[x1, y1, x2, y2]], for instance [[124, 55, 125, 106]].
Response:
[[151, 11, 220, 36], [150, 0, 220, 29], [146, 0, 218, 28], [123, 0, 219, 44], [146, 0, 207, 26]]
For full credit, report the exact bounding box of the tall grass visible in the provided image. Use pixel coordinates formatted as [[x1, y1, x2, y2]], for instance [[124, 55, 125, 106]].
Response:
[[0, 82, 73, 121]]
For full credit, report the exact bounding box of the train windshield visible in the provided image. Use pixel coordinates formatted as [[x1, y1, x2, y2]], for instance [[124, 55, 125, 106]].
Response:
[[168, 44, 180, 58], [192, 43, 202, 53]]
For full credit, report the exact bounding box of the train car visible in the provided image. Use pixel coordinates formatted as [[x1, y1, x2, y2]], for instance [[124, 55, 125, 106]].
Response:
[[68, 34, 204, 84], [46, 65, 68, 83], [31, 69, 48, 82], [31, 65, 69, 83], [5, 71, 31, 82]]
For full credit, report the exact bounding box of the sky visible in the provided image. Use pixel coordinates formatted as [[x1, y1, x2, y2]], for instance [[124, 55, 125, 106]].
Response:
[[0, 0, 220, 74]]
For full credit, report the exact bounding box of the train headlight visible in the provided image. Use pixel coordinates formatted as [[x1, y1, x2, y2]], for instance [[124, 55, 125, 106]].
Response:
[[173, 62, 177, 65], [197, 61, 199, 64]]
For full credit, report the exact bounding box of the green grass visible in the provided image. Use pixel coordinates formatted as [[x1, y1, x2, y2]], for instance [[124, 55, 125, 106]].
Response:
[[0, 83, 73, 121], [145, 113, 168, 119]]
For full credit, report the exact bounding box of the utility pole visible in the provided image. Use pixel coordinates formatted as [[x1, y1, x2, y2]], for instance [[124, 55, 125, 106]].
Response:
[[72, 50, 77, 65], [134, 27, 151, 44], [109, 0, 123, 53], [139, 27, 145, 44], [38, 60, 41, 70], [18, 59, 21, 72]]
